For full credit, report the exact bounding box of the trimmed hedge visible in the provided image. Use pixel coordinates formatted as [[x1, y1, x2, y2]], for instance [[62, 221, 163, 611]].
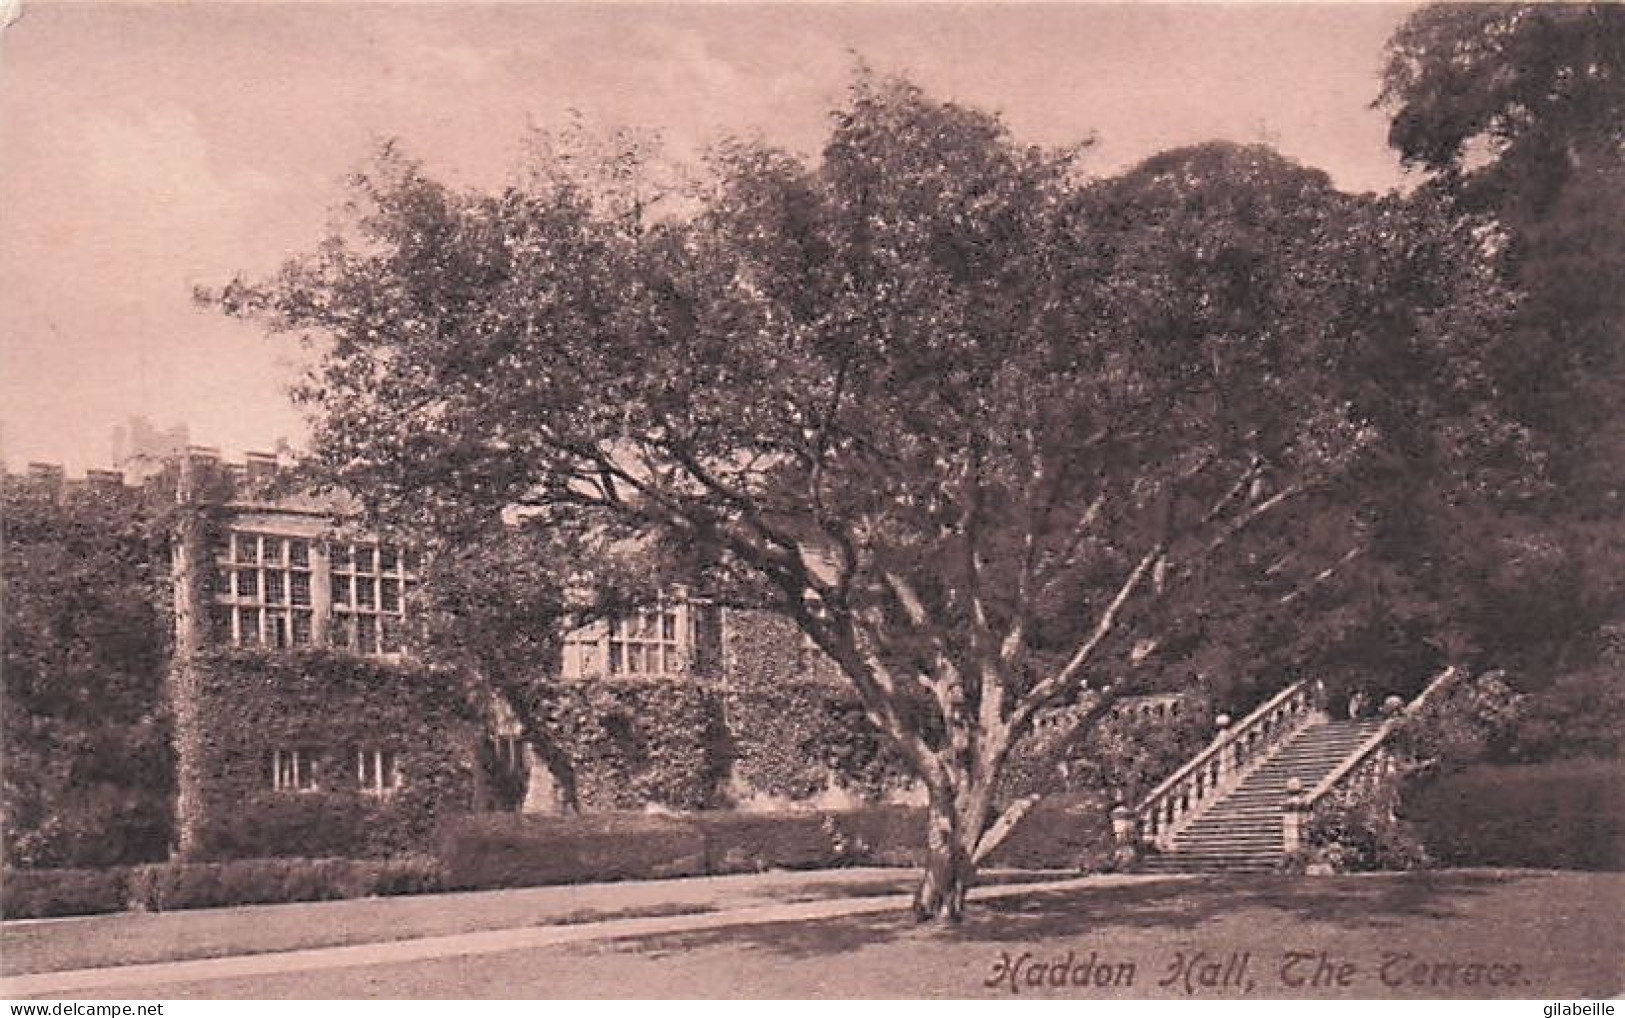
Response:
[[3, 797, 1117, 918], [695, 811, 840, 874], [0, 866, 128, 920], [438, 812, 707, 890], [438, 807, 937, 891], [1, 856, 444, 920], [1405, 757, 1625, 871], [439, 800, 1111, 892], [124, 856, 444, 912], [695, 806, 930, 873]]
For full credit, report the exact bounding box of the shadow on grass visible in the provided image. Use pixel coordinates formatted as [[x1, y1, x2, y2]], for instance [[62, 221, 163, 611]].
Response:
[[772, 869, 1071, 906], [609, 871, 1551, 961]]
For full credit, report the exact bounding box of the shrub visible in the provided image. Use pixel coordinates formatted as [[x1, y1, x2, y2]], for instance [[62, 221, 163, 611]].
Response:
[[438, 812, 707, 890], [0, 867, 128, 919], [1390, 670, 1528, 768], [1303, 781, 1431, 873], [1503, 668, 1625, 762], [1404, 757, 1625, 871]]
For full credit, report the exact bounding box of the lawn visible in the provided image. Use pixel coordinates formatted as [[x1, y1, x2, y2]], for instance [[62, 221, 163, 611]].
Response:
[[0, 867, 916, 977], [0, 867, 1076, 978], [564, 868, 1624, 999], [15, 869, 1623, 999]]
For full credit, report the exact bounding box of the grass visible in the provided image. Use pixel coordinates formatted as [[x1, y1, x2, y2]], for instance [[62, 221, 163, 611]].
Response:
[[0, 867, 923, 977], [11, 868, 1619, 999], [27, 868, 1620, 999], [597, 869, 1625, 999]]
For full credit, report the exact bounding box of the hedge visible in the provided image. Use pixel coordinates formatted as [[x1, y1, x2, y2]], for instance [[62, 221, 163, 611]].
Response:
[[436, 809, 911, 891], [3, 797, 1117, 918], [438, 800, 1112, 892], [122, 856, 444, 912], [0, 866, 128, 920], [438, 812, 708, 890], [1404, 757, 1625, 871], [1, 856, 444, 920]]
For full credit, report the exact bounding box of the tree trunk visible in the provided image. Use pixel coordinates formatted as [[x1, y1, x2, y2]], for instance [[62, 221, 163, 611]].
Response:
[[913, 786, 983, 923], [168, 456, 206, 861]]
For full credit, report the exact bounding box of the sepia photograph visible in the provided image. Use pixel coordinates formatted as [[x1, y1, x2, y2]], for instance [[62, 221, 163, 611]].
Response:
[[1, 0, 1622, 1002]]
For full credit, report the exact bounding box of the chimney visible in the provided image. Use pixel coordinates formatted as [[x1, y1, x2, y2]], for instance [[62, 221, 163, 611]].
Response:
[[26, 462, 64, 498], [244, 451, 277, 485], [85, 468, 126, 494]]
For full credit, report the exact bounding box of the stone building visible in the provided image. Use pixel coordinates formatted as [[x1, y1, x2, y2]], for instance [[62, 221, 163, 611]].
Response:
[[9, 449, 923, 859]]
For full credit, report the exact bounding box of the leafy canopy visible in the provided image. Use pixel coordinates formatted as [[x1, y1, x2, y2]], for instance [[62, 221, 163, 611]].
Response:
[[1378, 4, 1625, 686], [217, 73, 1520, 827]]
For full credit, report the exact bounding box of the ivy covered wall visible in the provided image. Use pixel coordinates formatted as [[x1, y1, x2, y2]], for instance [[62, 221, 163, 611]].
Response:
[[546, 678, 728, 811], [187, 647, 480, 859], [514, 610, 916, 814], [717, 609, 914, 805]]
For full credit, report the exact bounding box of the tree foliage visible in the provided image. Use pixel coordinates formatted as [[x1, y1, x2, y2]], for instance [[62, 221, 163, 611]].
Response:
[[1379, 3, 1624, 213], [218, 75, 1522, 919], [2, 481, 174, 867], [1379, 3, 1625, 687]]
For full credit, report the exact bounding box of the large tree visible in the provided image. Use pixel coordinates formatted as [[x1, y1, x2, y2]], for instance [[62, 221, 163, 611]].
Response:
[[1379, 3, 1625, 682], [218, 77, 1519, 919]]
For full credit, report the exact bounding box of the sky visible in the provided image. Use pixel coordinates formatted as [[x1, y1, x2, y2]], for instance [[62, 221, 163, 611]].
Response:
[[0, 1, 1420, 474]]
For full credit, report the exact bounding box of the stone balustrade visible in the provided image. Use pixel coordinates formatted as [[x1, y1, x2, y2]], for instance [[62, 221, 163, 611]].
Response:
[[1134, 677, 1320, 851], [1282, 665, 1463, 854]]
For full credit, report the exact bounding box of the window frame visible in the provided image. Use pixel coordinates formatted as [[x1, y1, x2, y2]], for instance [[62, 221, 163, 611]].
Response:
[[270, 748, 320, 792], [355, 747, 401, 796]]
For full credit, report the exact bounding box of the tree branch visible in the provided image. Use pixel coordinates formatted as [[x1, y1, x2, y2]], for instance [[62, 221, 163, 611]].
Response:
[[1010, 542, 1163, 734], [1278, 545, 1363, 605]]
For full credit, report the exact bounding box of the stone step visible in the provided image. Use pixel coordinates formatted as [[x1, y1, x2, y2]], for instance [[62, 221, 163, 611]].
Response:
[[1135, 717, 1391, 874], [1176, 832, 1274, 845], [1160, 842, 1287, 855], [1140, 856, 1280, 874], [1181, 825, 1281, 838]]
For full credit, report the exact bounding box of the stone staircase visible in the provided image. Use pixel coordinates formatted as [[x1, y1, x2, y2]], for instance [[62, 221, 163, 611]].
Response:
[[1139, 717, 1387, 874]]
